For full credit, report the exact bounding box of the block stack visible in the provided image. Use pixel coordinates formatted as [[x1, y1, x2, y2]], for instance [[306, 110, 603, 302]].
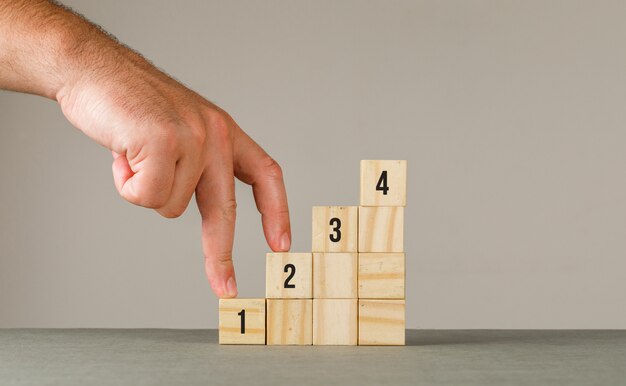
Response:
[[218, 160, 407, 345]]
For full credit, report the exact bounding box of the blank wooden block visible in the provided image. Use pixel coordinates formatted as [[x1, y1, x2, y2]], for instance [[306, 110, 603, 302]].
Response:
[[219, 298, 266, 345], [267, 299, 313, 345], [358, 300, 405, 346], [266, 253, 312, 299], [358, 207, 404, 252], [358, 253, 405, 299], [313, 253, 357, 298], [360, 160, 407, 207], [313, 299, 357, 345], [312, 206, 358, 252]]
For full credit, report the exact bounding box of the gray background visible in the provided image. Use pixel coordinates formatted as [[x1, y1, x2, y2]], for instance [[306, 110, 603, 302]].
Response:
[[1, 0, 625, 329]]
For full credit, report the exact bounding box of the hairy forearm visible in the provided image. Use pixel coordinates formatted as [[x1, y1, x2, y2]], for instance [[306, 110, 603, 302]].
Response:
[[0, 0, 130, 100]]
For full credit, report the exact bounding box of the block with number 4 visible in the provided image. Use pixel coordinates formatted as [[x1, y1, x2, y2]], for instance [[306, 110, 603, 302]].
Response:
[[360, 160, 407, 207], [219, 298, 266, 345], [266, 253, 312, 298], [358, 206, 404, 252], [312, 206, 358, 252]]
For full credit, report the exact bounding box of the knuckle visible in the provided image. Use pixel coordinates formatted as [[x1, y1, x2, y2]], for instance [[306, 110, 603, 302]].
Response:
[[219, 199, 237, 221], [261, 155, 283, 180], [204, 109, 232, 143]]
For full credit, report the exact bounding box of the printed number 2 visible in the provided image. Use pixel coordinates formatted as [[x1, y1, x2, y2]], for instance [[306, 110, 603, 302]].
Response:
[[329, 217, 342, 242], [238, 309, 245, 334], [376, 170, 389, 195], [284, 264, 296, 288]]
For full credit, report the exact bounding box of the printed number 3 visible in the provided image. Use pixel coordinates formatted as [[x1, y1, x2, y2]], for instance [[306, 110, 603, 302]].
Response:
[[284, 264, 296, 288], [376, 170, 389, 195], [329, 217, 342, 242]]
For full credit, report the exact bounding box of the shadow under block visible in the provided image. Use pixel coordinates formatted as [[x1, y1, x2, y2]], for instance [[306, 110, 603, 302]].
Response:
[[358, 206, 404, 252], [358, 253, 405, 299], [219, 298, 266, 345], [267, 299, 313, 345], [313, 253, 357, 298], [358, 300, 405, 346], [313, 299, 357, 345], [360, 160, 407, 207], [266, 253, 312, 299], [312, 206, 358, 252]]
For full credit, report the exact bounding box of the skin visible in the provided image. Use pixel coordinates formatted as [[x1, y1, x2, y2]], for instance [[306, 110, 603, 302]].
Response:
[[0, 0, 292, 298]]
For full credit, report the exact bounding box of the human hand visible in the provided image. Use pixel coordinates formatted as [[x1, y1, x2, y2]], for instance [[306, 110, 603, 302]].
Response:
[[55, 43, 291, 299]]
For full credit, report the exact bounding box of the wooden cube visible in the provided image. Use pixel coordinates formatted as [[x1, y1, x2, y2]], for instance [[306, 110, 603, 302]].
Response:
[[360, 160, 407, 207], [266, 253, 312, 299], [267, 299, 313, 345], [358, 207, 404, 252], [219, 298, 266, 345], [358, 300, 405, 346], [313, 299, 357, 345], [313, 253, 357, 298], [312, 206, 358, 252], [358, 253, 405, 299]]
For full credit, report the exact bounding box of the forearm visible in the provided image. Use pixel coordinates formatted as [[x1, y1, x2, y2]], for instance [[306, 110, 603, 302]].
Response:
[[0, 0, 127, 100]]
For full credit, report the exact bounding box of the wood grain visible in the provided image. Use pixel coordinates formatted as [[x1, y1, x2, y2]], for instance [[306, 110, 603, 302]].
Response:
[[358, 253, 405, 299], [313, 253, 357, 298], [358, 207, 404, 252], [267, 299, 313, 345], [266, 253, 312, 299], [312, 206, 358, 252], [313, 299, 357, 345], [358, 299, 405, 346], [360, 160, 407, 207], [219, 298, 266, 345]]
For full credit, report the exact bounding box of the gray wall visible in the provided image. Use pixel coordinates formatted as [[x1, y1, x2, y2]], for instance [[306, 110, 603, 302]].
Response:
[[1, 0, 626, 329]]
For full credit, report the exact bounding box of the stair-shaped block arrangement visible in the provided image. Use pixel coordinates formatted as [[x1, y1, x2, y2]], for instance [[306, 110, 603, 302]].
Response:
[[219, 160, 406, 345]]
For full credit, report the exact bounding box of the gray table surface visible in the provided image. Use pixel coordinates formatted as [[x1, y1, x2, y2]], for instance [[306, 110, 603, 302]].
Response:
[[1, 329, 625, 385]]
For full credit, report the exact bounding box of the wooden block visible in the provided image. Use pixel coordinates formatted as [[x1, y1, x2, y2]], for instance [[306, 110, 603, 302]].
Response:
[[219, 298, 266, 345], [313, 299, 357, 345], [360, 160, 407, 206], [312, 206, 358, 252], [358, 299, 405, 345], [358, 253, 405, 299], [313, 253, 357, 298], [358, 206, 404, 252], [267, 299, 313, 345], [266, 253, 312, 299]]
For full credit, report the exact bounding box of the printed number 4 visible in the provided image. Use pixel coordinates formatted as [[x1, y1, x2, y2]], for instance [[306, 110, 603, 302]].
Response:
[[376, 170, 389, 195]]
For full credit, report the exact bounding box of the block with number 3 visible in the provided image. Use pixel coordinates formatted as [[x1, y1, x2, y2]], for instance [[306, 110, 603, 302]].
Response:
[[219, 298, 266, 345], [360, 160, 407, 207], [312, 206, 358, 252]]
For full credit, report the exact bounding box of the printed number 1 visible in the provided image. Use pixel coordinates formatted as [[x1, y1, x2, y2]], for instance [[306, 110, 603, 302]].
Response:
[[238, 309, 245, 334], [376, 170, 389, 195]]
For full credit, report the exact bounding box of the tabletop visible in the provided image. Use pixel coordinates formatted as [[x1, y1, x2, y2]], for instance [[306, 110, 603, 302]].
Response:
[[1, 329, 625, 385]]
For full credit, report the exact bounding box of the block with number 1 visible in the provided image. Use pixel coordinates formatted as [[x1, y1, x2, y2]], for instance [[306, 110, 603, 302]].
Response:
[[219, 298, 266, 345]]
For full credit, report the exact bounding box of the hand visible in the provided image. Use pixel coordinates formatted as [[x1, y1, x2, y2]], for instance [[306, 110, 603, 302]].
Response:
[[55, 44, 291, 299]]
